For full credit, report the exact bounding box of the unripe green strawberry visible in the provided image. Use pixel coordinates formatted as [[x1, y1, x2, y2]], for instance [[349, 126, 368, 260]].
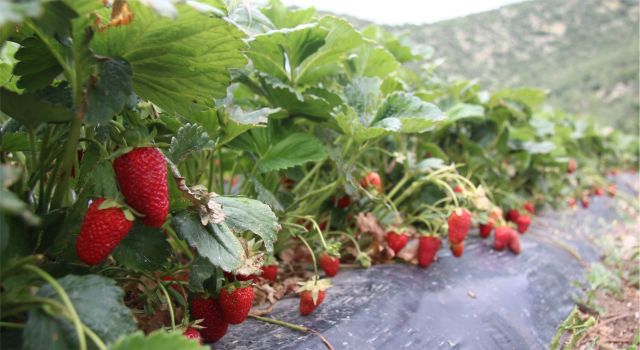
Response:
[[114, 147, 168, 228], [319, 252, 340, 277], [448, 208, 471, 245], [219, 284, 254, 325], [76, 198, 133, 265], [418, 236, 441, 268], [190, 297, 228, 343]]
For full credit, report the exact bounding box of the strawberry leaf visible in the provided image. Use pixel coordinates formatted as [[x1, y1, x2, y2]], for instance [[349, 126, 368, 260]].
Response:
[[24, 275, 136, 348], [172, 211, 243, 272], [110, 330, 208, 350], [112, 221, 171, 272], [168, 123, 215, 164], [210, 196, 280, 252], [257, 133, 327, 173]]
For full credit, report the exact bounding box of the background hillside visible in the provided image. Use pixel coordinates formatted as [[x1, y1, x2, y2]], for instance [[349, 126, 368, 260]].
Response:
[[385, 0, 639, 131]]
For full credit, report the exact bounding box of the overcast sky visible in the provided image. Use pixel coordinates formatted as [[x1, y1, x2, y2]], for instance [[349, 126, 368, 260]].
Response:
[[277, 0, 527, 25]]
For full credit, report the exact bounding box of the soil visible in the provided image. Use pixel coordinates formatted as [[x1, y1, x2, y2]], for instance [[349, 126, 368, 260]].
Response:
[[577, 192, 640, 350]]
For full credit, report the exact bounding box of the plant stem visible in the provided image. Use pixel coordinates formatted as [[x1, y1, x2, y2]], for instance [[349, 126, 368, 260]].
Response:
[[24, 265, 87, 350], [0, 321, 25, 329], [248, 314, 335, 350], [156, 278, 176, 331], [51, 116, 83, 209], [295, 234, 318, 277]]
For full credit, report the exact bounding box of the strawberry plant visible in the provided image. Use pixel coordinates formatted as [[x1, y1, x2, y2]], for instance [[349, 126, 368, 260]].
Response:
[[0, 0, 637, 348]]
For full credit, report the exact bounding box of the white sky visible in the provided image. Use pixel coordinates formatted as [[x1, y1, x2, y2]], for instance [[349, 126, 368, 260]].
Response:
[[278, 0, 527, 25]]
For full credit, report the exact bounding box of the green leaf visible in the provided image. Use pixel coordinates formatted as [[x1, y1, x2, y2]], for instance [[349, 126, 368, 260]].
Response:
[[85, 160, 119, 199], [0, 88, 73, 129], [257, 74, 335, 120], [260, 0, 316, 29], [168, 123, 214, 164], [362, 25, 419, 63], [0, 131, 31, 151], [32, 275, 136, 345], [91, 3, 247, 116], [444, 103, 485, 123], [335, 106, 387, 142], [248, 23, 327, 82], [211, 196, 280, 252], [249, 176, 284, 212], [112, 221, 171, 272], [23, 309, 73, 350], [0, 0, 42, 26], [258, 132, 327, 172], [348, 45, 400, 78], [85, 58, 132, 125], [13, 37, 63, 91], [0, 164, 39, 225], [0, 41, 20, 91], [295, 16, 365, 85], [188, 254, 218, 293], [172, 211, 243, 271], [110, 330, 208, 350], [343, 77, 382, 123], [372, 92, 446, 132]]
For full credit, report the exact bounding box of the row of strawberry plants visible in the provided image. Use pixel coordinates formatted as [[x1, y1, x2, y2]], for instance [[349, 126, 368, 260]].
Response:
[[0, 1, 637, 349]]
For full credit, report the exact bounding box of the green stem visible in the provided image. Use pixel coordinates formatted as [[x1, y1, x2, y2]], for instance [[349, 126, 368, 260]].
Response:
[[0, 321, 25, 329], [295, 234, 318, 277], [51, 116, 83, 209], [0, 255, 43, 279], [248, 314, 335, 350], [24, 265, 87, 350], [387, 172, 412, 199], [293, 160, 325, 194], [249, 314, 307, 332], [156, 278, 176, 331]]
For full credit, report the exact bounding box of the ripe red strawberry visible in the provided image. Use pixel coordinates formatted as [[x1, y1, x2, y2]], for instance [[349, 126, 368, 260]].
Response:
[[581, 196, 590, 209], [493, 226, 512, 251], [190, 297, 228, 343], [183, 327, 203, 345], [567, 197, 577, 208], [515, 215, 531, 234], [223, 271, 257, 283], [450, 242, 464, 257], [319, 252, 340, 277], [568, 159, 577, 174], [280, 177, 295, 190], [607, 184, 616, 197], [332, 195, 351, 209], [114, 147, 168, 228], [261, 265, 278, 282], [418, 236, 441, 268], [523, 202, 535, 214], [300, 290, 325, 316], [298, 277, 331, 316], [508, 233, 521, 254], [219, 284, 254, 325], [76, 198, 133, 265], [506, 209, 520, 222], [360, 171, 383, 193], [479, 222, 494, 238], [453, 185, 463, 193], [593, 187, 605, 196], [386, 231, 409, 253], [448, 208, 471, 245]]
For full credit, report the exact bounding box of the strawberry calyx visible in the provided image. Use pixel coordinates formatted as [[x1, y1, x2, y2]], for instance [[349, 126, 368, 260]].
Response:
[[96, 198, 137, 221], [298, 276, 332, 304]]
